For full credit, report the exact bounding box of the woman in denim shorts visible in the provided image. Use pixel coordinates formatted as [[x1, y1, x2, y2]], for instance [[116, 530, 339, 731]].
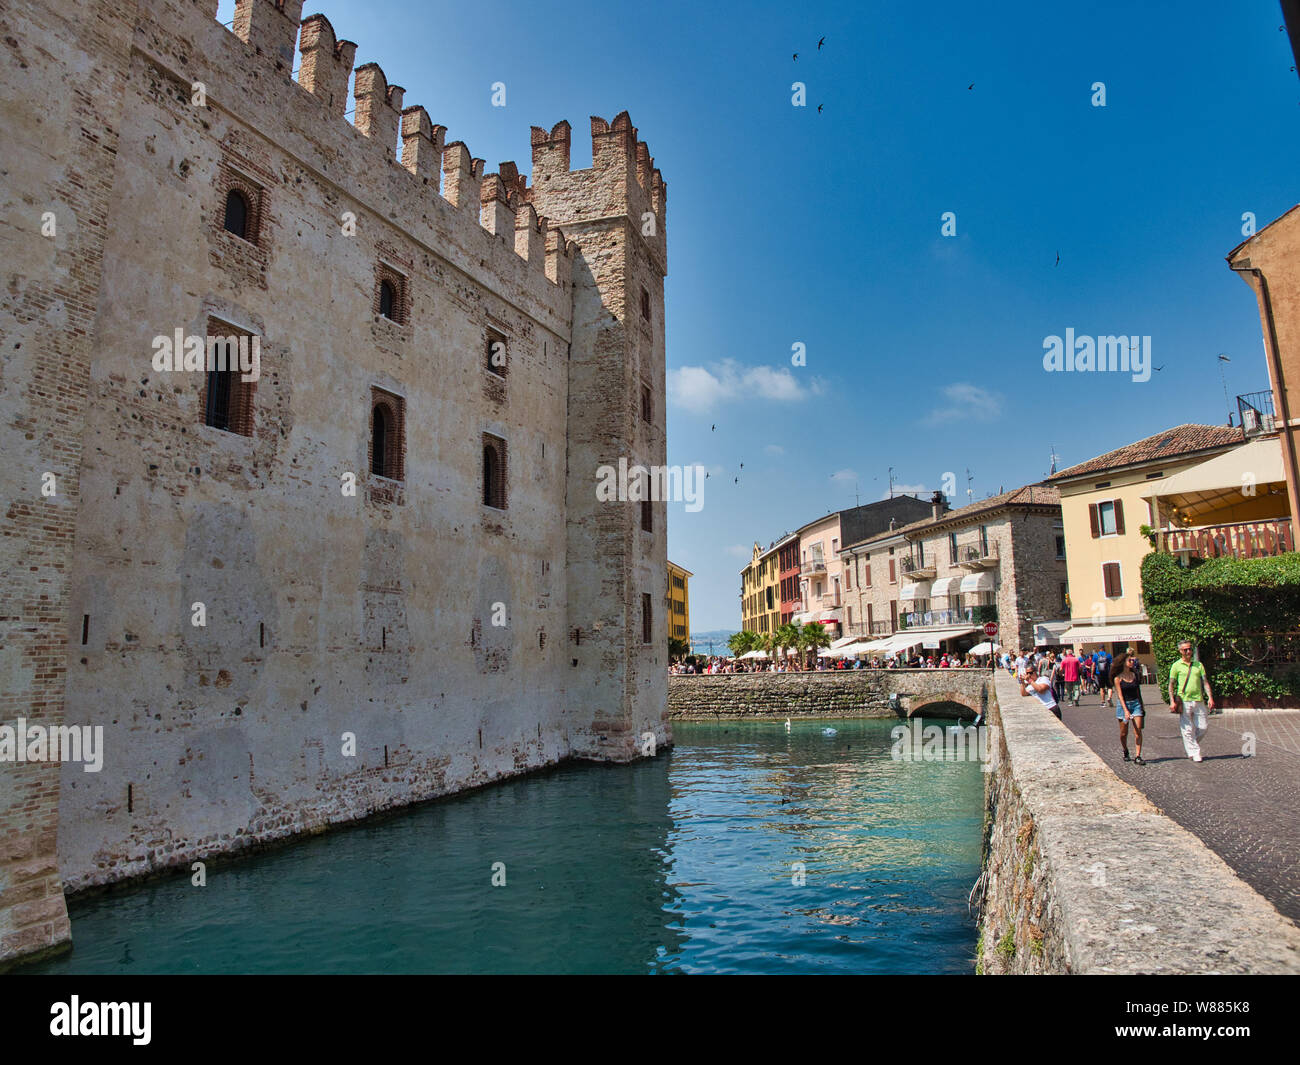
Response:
[[1111, 650, 1145, 765]]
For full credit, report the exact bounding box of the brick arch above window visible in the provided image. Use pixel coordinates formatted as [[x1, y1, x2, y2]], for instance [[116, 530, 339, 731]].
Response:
[[368, 387, 406, 482], [216, 171, 264, 246], [373, 263, 409, 325]]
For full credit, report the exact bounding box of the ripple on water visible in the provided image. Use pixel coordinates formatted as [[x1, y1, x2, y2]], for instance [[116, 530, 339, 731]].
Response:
[[26, 718, 981, 975]]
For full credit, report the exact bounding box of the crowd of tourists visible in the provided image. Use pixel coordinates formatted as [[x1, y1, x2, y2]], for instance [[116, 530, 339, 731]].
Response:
[[1014, 642, 1214, 764], [670, 650, 992, 675]]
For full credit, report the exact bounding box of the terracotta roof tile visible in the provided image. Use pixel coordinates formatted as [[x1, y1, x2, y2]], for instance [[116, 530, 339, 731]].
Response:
[[851, 483, 1061, 545], [1045, 424, 1242, 482]]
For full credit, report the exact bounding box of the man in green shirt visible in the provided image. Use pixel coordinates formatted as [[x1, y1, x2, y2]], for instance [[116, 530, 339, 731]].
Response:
[[1168, 640, 1214, 763]]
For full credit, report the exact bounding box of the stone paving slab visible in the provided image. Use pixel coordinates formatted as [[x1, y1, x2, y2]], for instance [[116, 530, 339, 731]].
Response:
[[1059, 684, 1300, 926]]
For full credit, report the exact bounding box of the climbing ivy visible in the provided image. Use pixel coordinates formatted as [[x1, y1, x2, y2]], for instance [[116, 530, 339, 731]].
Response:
[[1141, 550, 1300, 696]]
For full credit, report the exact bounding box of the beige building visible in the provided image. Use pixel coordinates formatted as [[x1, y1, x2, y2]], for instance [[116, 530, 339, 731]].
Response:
[[840, 524, 910, 640], [1047, 425, 1244, 668], [842, 486, 1069, 658]]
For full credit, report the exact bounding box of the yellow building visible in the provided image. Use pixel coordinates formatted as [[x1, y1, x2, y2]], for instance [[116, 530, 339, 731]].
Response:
[[1048, 424, 1243, 669], [740, 542, 781, 635], [667, 560, 692, 650]]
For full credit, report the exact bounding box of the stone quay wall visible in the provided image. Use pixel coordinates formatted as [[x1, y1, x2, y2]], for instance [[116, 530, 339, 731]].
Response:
[[668, 670, 990, 720], [978, 672, 1300, 973]]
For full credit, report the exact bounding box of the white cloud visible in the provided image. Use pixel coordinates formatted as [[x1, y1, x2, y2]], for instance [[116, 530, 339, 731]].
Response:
[[924, 383, 1002, 426], [668, 358, 821, 414], [830, 468, 858, 482], [764, 444, 785, 456]]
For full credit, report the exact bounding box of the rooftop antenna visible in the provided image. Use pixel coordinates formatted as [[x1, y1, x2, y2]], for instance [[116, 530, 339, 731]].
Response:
[[965, 468, 974, 503], [888, 466, 895, 499], [1048, 446, 1059, 476], [1217, 354, 1232, 424]]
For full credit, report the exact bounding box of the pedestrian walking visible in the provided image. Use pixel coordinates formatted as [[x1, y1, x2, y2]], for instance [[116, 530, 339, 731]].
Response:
[[1060, 648, 1081, 706], [1094, 647, 1113, 708], [1168, 640, 1215, 763], [1112, 650, 1145, 764], [1019, 663, 1061, 720]]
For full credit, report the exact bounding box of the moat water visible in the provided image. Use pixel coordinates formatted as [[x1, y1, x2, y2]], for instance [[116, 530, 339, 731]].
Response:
[[26, 719, 983, 975]]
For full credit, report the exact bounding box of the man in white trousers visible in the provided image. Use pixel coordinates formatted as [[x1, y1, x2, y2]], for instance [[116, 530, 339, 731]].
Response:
[[1168, 640, 1214, 763]]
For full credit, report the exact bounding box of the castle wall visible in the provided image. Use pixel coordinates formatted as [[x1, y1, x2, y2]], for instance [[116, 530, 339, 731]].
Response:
[[0, 0, 669, 924], [0, 0, 140, 967]]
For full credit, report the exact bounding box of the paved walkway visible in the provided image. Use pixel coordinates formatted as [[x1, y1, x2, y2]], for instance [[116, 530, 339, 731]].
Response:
[[1058, 682, 1300, 926]]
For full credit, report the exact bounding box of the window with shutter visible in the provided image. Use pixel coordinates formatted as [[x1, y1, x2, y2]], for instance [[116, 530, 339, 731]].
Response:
[[1089, 503, 1100, 538], [889, 559, 896, 583], [1114, 499, 1126, 535]]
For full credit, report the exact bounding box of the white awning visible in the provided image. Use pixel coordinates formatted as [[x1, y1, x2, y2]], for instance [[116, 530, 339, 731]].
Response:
[[930, 576, 960, 597], [1143, 437, 1285, 520], [899, 581, 931, 602], [829, 635, 860, 650], [959, 571, 995, 593], [856, 636, 896, 653], [1034, 621, 1071, 645], [969, 641, 1001, 655], [1059, 622, 1152, 646], [738, 649, 770, 659], [886, 633, 924, 653]]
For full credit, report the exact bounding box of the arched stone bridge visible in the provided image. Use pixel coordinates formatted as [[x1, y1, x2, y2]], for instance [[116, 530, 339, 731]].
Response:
[[667, 669, 992, 721]]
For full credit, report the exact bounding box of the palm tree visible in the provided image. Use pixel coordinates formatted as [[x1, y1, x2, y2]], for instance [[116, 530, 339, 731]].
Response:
[[668, 636, 689, 662], [727, 630, 759, 658], [799, 621, 832, 668], [774, 621, 801, 669]]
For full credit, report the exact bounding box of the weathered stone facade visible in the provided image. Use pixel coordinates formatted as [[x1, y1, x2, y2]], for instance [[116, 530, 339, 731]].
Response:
[[0, 0, 668, 965]]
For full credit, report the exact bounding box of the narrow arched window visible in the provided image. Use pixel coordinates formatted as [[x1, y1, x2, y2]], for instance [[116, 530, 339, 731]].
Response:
[[483, 444, 499, 507], [482, 433, 507, 509], [372, 405, 388, 476], [379, 279, 396, 320], [224, 189, 249, 239]]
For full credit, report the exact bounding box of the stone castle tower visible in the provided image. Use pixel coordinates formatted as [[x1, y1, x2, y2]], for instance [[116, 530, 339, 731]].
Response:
[[0, 0, 669, 967]]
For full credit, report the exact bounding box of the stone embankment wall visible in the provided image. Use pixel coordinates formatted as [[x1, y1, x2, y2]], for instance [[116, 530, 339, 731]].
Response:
[[668, 670, 989, 720], [978, 672, 1300, 973]]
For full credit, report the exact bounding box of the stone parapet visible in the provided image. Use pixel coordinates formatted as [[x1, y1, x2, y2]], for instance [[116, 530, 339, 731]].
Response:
[[978, 672, 1300, 973]]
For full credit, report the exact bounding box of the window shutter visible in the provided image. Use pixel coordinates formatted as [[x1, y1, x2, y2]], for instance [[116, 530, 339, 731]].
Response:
[[1088, 503, 1100, 538], [1114, 499, 1125, 535], [889, 559, 896, 582]]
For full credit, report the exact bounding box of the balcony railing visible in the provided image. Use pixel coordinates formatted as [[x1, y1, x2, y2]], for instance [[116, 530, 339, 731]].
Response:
[[1161, 518, 1293, 561], [955, 540, 998, 569], [870, 620, 892, 635], [900, 556, 936, 578], [820, 593, 841, 609], [1237, 390, 1276, 438], [800, 559, 826, 576]]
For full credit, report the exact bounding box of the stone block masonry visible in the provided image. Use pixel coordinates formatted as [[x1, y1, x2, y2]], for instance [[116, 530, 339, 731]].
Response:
[[0, 0, 669, 965], [669, 671, 990, 720], [978, 673, 1300, 973]]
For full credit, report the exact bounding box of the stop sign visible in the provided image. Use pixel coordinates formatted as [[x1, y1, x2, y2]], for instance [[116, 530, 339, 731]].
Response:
[[983, 622, 998, 637]]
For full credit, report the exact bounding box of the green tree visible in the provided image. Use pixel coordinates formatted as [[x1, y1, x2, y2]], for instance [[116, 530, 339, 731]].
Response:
[[668, 636, 689, 661], [727, 630, 760, 657], [798, 621, 832, 668], [774, 621, 802, 669]]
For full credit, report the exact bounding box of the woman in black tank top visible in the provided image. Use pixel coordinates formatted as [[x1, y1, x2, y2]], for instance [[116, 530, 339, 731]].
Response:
[[1112, 651, 1146, 765]]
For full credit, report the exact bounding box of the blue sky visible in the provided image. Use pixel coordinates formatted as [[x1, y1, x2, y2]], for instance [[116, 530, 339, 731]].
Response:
[[221, 0, 1300, 630]]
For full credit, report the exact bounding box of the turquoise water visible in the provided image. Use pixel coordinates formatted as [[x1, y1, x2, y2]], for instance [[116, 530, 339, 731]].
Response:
[[25, 718, 984, 975]]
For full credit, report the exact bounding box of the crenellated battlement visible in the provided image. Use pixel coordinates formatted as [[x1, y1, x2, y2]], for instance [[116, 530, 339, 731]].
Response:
[[218, 4, 666, 278]]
